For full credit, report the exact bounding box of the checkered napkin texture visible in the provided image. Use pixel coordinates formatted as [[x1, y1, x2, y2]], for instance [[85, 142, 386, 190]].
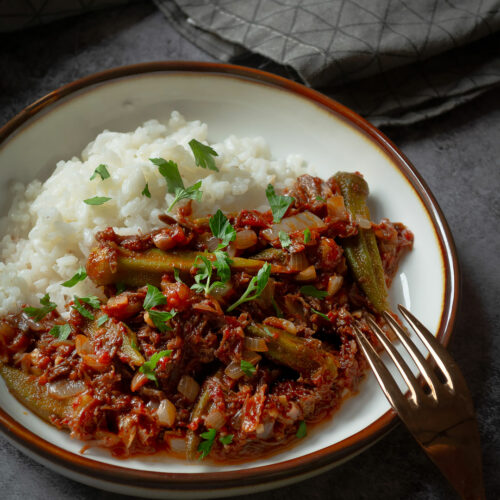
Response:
[[156, 0, 500, 126]]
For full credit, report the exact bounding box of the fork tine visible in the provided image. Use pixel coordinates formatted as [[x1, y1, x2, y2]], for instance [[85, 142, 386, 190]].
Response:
[[398, 305, 453, 384], [383, 311, 442, 400], [353, 326, 410, 415], [366, 318, 424, 405]]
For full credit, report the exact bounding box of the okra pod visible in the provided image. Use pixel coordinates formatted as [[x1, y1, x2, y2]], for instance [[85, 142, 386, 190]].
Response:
[[334, 172, 389, 312], [247, 324, 337, 379], [86, 244, 291, 288], [185, 383, 212, 461]]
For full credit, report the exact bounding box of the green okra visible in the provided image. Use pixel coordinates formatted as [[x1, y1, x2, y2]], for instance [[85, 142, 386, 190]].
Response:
[[334, 172, 389, 313], [186, 381, 213, 461]]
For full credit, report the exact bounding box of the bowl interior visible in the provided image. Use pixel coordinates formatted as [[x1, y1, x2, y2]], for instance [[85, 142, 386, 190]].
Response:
[[0, 71, 446, 474]]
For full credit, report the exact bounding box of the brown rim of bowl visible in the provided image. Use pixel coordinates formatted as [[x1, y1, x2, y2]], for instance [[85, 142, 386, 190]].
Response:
[[0, 61, 459, 492]]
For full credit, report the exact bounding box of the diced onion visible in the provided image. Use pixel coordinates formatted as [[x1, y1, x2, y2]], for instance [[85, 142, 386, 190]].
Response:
[[208, 282, 233, 301], [243, 350, 262, 364], [225, 360, 244, 380], [327, 275, 343, 296], [356, 215, 372, 229], [288, 252, 308, 271], [75, 335, 92, 356], [263, 317, 298, 334], [131, 371, 148, 392], [168, 437, 186, 454], [295, 265, 317, 282], [244, 336, 268, 352], [256, 420, 274, 439], [262, 211, 325, 241], [205, 409, 226, 430], [177, 375, 200, 402], [235, 229, 257, 249], [326, 195, 348, 219], [157, 399, 177, 427], [286, 402, 302, 421], [206, 236, 220, 252], [47, 379, 86, 400]]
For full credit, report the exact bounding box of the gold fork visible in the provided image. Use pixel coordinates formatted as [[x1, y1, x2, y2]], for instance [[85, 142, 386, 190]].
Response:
[[354, 305, 485, 500]]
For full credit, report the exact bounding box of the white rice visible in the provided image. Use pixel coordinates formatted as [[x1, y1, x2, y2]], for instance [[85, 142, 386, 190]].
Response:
[[0, 111, 314, 316]]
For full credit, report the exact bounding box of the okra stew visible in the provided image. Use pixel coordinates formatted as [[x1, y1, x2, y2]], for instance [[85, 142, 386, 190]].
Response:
[[0, 172, 413, 461]]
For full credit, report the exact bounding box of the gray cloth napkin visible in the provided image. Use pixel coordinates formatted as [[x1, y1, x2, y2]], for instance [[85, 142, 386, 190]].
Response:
[[155, 0, 500, 126]]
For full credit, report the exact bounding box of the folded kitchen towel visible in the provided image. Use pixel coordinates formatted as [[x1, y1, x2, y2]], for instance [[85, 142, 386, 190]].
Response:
[[155, 0, 500, 126]]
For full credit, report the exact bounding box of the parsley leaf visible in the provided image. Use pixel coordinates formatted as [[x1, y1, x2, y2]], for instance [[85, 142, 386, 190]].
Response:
[[311, 308, 330, 321], [168, 181, 203, 212], [191, 256, 225, 296], [316, 195, 326, 203], [198, 428, 217, 459], [189, 139, 219, 172], [143, 284, 167, 310], [90, 164, 110, 181], [61, 267, 87, 287], [79, 296, 101, 309], [300, 285, 328, 299], [72, 296, 95, 320], [303, 228, 311, 244], [142, 183, 151, 198], [214, 251, 232, 283], [227, 262, 271, 312], [96, 314, 109, 327], [209, 209, 236, 249], [23, 294, 57, 321], [83, 196, 111, 206], [296, 420, 307, 438], [240, 360, 256, 377], [150, 158, 184, 194], [278, 231, 291, 249], [219, 434, 233, 445], [148, 309, 176, 332], [173, 268, 182, 283], [48, 324, 71, 340], [265, 184, 294, 223], [139, 349, 172, 384]]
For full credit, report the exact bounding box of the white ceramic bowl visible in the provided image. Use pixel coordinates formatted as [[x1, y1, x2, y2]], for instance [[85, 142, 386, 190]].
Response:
[[0, 62, 458, 498]]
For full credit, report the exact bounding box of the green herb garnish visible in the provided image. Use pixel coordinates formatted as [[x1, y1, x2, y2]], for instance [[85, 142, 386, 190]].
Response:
[[72, 296, 95, 320], [316, 195, 326, 203], [61, 267, 87, 288], [240, 360, 256, 377], [139, 349, 172, 384], [48, 324, 71, 340], [303, 228, 311, 244], [189, 139, 219, 172], [148, 309, 176, 332], [23, 294, 57, 321], [296, 420, 307, 438], [300, 285, 328, 299], [143, 284, 167, 310], [168, 181, 203, 212], [83, 196, 111, 206], [227, 262, 271, 312], [311, 308, 330, 321], [79, 296, 101, 309], [266, 184, 294, 223], [191, 256, 225, 296], [219, 434, 233, 445], [90, 164, 110, 181], [278, 231, 291, 249], [173, 268, 182, 283], [213, 250, 232, 283], [209, 209, 236, 249], [198, 428, 217, 459], [96, 314, 109, 327], [142, 183, 151, 198], [150, 158, 184, 194]]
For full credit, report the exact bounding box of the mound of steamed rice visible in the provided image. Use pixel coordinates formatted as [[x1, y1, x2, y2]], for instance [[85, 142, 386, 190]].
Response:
[[0, 111, 314, 316]]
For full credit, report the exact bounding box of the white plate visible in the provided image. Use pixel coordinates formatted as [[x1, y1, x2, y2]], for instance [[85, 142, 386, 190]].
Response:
[[0, 63, 458, 498]]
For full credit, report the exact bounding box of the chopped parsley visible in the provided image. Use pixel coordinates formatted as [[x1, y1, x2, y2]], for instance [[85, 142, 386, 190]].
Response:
[[61, 267, 87, 287], [151, 158, 184, 194], [219, 434, 233, 445], [303, 228, 311, 244], [311, 308, 330, 321], [139, 349, 172, 384], [148, 309, 176, 332], [142, 183, 151, 198], [143, 285, 175, 331], [78, 296, 101, 309], [191, 256, 225, 296], [96, 314, 109, 327], [143, 284, 167, 310], [296, 420, 307, 438], [173, 268, 182, 283], [72, 296, 96, 320], [83, 196, 111, 206], [168, 181, 202, 212], [240, 360, 256, 377], [23, 294, 57, 321], [227, 262, 271, 312], [265, 184, 294, 223], [209, 209, 236, 249], [189, 139, 219, 172], [278, 231, 291, 249], [198, 428, 217, 459], [90, 164, 110, 181], [213, 250, 232, 283], [316, 195, 326, 203], [48, 324, 71, 340], [300, 285, 328, 299]]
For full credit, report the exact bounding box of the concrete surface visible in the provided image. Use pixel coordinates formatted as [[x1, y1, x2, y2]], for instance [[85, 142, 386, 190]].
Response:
[[0, 3, 499, 499]]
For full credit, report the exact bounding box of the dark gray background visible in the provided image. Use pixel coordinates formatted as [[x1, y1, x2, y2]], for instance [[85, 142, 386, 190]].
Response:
[[1, 3, 499, 499]]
